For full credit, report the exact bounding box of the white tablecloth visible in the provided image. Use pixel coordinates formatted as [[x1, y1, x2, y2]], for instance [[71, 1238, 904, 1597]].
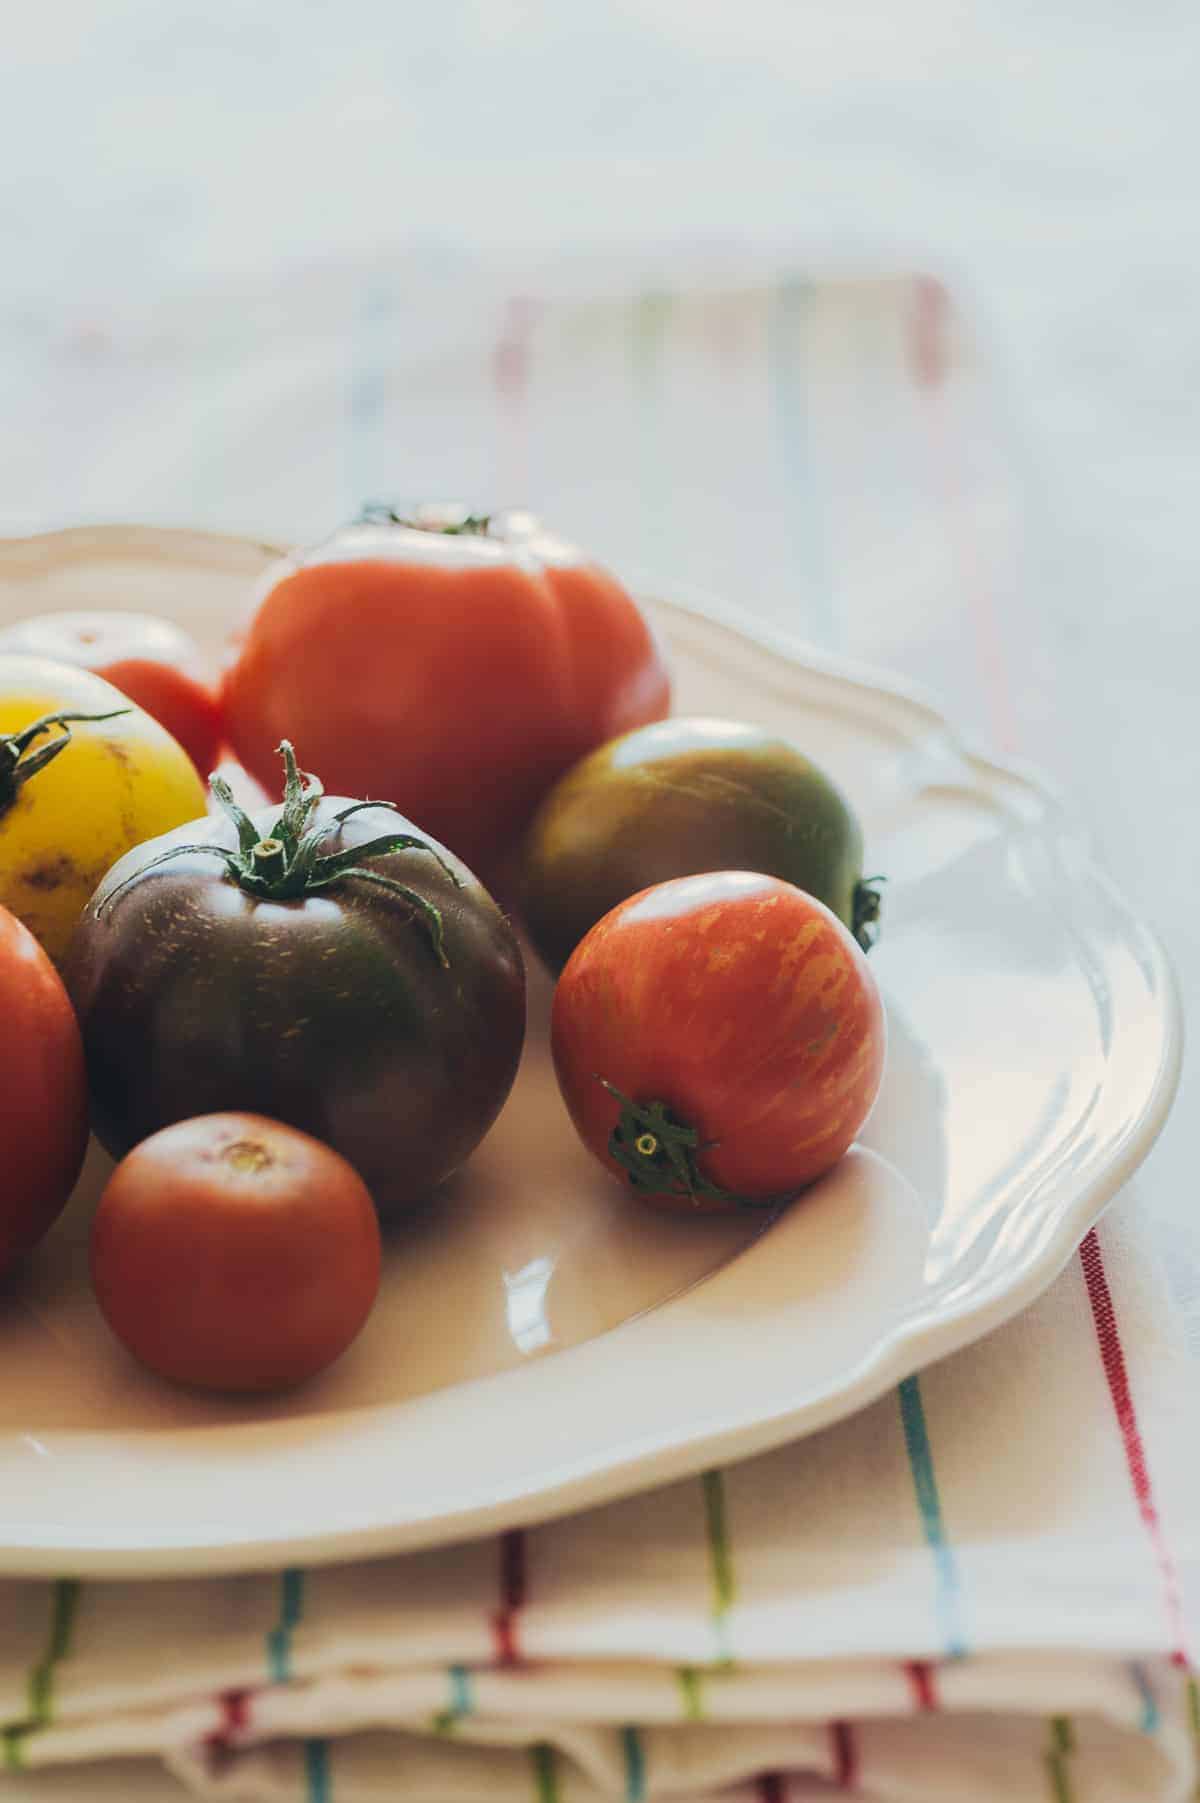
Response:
[[2, 1, 1194, 1296], [1, 13, 1196, 1800]]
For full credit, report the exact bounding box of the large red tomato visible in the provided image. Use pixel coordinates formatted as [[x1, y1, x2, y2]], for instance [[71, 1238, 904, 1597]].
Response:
[[221, 507, 671, 880], [0, 612, 223, 777], [552, 871, 886, 1214], [0, 903, 89, 1274]]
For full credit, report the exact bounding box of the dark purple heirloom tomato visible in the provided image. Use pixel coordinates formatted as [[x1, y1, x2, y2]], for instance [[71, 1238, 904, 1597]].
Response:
[[68, 745, 526, 1218]]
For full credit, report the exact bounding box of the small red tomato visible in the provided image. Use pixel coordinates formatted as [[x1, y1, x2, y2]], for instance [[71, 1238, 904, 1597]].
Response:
[[0, 612, 223, 776], [90, 1114, 382, 1392], [552, 872, 886, 1214], [221, 506, 671, 880], [0, 903, 89, 1275]]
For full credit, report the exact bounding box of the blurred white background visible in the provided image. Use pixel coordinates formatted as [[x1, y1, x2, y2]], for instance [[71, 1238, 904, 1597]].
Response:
[[2, 2, 1197, 1305], [3, 4, 1195, 690], [5, 2, 1195, 606]]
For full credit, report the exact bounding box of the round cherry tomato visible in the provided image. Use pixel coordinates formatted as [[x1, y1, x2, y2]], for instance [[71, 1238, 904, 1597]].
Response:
[[0, 613, 223, 776], [552, 871, 886, 1215], [221, 506, 671, 881], [91, 1114, 381, 1392], [521, 715, 882, 971], [0, 656, 208, 966], [0, 903, 89, 1276], [68, 742, 525, 1218]]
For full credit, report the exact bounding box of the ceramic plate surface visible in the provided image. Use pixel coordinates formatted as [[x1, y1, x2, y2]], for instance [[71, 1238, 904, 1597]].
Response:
[[0, 526, 1182, 1575]]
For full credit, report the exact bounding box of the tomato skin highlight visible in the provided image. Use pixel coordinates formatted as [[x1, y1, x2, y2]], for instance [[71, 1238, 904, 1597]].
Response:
[[551, 872, 887, 1214], [0, 614, 223, 777], [221, 514, 671, 880], [90, 1114, 381, 1392], [0, 904, 90, 1275]]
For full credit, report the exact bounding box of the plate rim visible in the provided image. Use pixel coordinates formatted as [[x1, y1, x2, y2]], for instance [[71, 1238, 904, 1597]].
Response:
[[0, 524, 1184, 1576]]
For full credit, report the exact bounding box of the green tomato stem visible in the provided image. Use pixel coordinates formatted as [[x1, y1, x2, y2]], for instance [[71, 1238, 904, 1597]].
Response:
[[599, 1080, 787, 1210], [0, 708, 131, 818], [356, 500, 492, 536], [98, 741, 457, 966], [251, 837, 287, 882], [852, 877, 885, 952]]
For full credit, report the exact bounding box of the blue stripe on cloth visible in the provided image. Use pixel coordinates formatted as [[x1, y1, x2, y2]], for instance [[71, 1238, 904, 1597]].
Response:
[[767, 273, 836, 649], [304, 1736, 331, 1802], [1130, 1662, 1159, 1733], [432, 1664, 474, 1734], [345, 276, 391, 513], [448, 1663, 473, 1718], [621, 1724, 646, 1800], [896, 1376, 967, 1658], [267, 1567, 306, 1683]]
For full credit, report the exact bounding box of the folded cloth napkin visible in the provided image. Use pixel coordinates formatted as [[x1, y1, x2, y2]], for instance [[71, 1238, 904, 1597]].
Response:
[[1, 1201, 1197, 1803], [2, 261, 1193, 1801]]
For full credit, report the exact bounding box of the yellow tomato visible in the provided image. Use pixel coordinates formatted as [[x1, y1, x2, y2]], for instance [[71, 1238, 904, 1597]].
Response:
[[0, 656, 207, 965]]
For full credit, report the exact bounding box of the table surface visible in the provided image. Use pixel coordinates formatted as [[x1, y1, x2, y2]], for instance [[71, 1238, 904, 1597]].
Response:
[[2, 3, 1196, 1335]]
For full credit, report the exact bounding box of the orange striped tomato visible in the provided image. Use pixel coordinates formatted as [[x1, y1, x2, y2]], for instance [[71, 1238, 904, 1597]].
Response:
[[551, 871, 886, 1214]]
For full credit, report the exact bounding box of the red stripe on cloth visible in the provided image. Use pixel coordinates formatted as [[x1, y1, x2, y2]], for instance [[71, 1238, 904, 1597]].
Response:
[[491, 296, 537, 407], [490, 1528, 528, 1665], [829, 1720, 858, 1789], [756, 1773, 786, 1803], [909, 276, 950, 390], [220, 1689, 252, 1735], [204, 1688, 253, 1761], [1080, 1230, 1191, 1666], [904, 1659, 939, 1710], [490, 294, 538, 496]]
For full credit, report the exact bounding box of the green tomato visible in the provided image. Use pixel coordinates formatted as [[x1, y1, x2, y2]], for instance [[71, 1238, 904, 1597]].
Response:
[[519, 717, 881, 972]]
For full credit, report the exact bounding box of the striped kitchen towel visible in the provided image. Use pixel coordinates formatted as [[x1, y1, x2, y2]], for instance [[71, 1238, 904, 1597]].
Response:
[[3, 258, 1195, 1800], [2, 1201, 1198, 1801]]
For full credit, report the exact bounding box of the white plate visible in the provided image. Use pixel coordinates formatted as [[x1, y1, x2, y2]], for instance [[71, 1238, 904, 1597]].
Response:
[[0, 525, 1182, 1576]]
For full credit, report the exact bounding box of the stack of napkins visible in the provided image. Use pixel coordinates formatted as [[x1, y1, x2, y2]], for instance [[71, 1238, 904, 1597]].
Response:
[[2, 1204, 1196, 1802]]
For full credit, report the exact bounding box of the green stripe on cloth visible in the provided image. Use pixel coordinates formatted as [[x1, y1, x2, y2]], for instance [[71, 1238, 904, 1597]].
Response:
[[700, 1469, 735, 1662], [30, 1581, 80, 1723], [531, 1741, 560, 1803], [1044, 1715, 1075, 1803], [621, 1724, 646, 1800], [267, 1567, 305, 1683], [304, 1736, 331, 1802], [433, 1664, 474, 1733], [1187, 1676, 1200, 1799], [1, 1580, 82, 1768], [677, 1666, 704, 1721]]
